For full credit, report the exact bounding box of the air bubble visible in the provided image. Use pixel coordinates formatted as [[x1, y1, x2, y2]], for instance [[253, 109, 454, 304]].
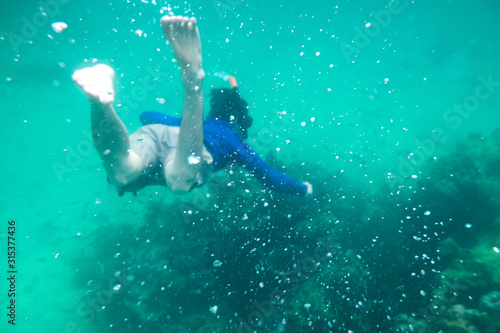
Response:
[[51, 22, 68, 33], [187, 155, 201, 165]]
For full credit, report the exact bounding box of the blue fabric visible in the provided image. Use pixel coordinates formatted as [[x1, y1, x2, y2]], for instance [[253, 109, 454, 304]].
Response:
[[140, 111, 307, 196]]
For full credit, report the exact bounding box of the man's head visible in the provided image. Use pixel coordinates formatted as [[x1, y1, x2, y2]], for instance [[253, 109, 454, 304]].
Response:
[[208, 88, 253, 139]]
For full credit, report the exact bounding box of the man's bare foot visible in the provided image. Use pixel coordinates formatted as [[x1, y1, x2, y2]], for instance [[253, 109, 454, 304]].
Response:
[[161, 16, 205, 84], [72, 64, 115, 104]]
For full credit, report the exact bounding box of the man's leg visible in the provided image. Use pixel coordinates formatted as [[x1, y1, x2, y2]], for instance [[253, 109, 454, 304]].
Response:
[[161, 16, 206, 192], [72, 64, 142, 186]]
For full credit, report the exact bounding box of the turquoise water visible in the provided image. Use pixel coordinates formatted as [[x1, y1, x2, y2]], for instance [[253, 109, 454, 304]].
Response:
[[2, 0, 500, 332]]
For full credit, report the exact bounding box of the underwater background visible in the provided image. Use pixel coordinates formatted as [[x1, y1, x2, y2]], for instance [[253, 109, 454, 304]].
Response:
[[1, 0, 500, 332]]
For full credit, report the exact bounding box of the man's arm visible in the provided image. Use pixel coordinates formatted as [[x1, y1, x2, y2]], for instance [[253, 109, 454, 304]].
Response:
[[235, 141, 312, 196]]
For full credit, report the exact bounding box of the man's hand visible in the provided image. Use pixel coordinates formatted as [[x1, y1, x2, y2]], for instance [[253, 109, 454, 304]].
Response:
[[303, 181, 313, 195]]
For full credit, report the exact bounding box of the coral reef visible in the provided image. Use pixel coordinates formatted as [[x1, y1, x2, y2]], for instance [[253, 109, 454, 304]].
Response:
[[435, 304, 483, 333], [393, 313, 432, 333], [390, 128, 500, 332], [479, 291, 500, 315], [417, 131, 500, 247], [68, 127, 500, 332], [440, 244, 500, 295]]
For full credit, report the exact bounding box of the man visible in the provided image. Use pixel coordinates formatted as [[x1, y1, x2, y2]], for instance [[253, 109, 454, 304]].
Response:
[[73, 16, 312, 196]]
